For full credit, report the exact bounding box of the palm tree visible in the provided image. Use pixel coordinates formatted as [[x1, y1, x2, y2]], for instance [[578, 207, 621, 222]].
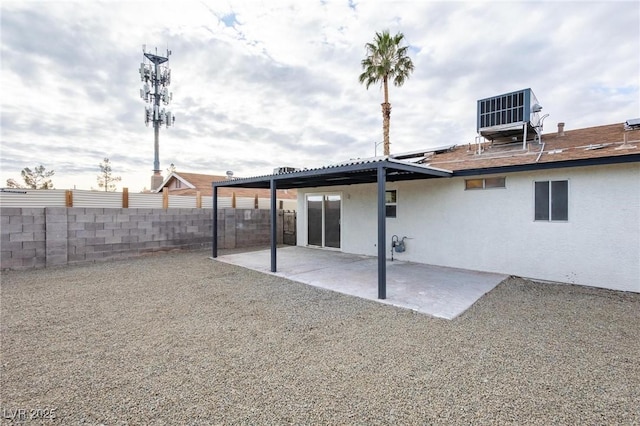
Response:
[[359, 30, 414, 156]]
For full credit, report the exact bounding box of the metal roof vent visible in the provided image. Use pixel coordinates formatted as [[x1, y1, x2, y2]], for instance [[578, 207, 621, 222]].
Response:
[[618, 120, 639, 150], [625, 118, 640, 130], [273, 166, 300, 174]]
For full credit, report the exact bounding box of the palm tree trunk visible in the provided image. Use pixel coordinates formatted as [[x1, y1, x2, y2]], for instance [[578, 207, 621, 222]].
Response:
[[381, 103, 391, 156], [382, 77, 391, 156]]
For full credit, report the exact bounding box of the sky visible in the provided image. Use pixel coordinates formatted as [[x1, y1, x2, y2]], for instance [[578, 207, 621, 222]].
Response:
[[1, 0, 639, 192]]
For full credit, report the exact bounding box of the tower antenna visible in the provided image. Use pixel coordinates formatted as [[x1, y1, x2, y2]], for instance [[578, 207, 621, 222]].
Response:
[[139, 46, 175, 190]]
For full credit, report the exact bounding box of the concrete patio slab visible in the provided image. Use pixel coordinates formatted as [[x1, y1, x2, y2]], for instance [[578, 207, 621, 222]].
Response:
[[214, 246, 509, 319]]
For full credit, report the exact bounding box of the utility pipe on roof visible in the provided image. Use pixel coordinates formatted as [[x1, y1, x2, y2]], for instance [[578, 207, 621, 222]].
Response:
[[536, 143, 546, 163], [535, 114, 550, 146]]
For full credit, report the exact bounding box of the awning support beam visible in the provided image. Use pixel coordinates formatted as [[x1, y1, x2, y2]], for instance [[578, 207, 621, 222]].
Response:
[[212, 184, 218, 258], [377, 165, 386, 299], [270, 178, 277, 272]]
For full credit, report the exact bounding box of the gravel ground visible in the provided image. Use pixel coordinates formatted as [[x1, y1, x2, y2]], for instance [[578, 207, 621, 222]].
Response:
[[1, 249, 639, 425]]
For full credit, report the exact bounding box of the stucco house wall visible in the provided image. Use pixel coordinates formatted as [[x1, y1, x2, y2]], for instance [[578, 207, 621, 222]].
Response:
[[297, 163, 639, 293]]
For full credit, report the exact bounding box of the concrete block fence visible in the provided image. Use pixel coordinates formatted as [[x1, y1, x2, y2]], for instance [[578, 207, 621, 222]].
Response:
[[1, 207, 285, 270]]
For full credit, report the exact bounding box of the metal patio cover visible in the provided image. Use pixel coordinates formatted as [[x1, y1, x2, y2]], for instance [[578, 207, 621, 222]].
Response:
[[211, 158, 452, 299]]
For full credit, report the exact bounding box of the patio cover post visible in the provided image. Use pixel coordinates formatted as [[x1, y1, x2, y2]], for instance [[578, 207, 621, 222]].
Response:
[[377, 165, 386, 299], [270, 178, 277, 272], [212, 183, 218, 258]]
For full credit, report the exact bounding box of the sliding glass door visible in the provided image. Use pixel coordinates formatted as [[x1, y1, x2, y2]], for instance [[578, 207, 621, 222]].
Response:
[[307, 195, 323, 246], [306, 194, 341, 249]]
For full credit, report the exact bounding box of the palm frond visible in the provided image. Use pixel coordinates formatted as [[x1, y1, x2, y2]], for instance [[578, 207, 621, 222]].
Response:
[[358, 29, 414, 90]]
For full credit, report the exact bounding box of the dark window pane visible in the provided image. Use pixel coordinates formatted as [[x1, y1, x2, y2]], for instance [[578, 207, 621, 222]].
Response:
[[485, 177, 506, 188], [535, 181, 550, 220], [386, 205, 397, 218], [307, 196, 323, 245], [551, 180, 568, 221], [324, 195, 341, 248]]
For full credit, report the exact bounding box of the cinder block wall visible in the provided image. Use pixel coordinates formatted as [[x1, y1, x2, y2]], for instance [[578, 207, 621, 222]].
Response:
[[1, 207, 285, 270], [1, 208, 47, 269], [216, 209, 280, 250]]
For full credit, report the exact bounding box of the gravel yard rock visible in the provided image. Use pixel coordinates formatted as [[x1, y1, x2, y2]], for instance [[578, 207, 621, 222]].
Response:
[[1, 249, 639, 424]]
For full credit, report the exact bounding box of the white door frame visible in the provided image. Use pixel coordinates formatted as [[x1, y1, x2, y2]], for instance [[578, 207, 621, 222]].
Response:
[[305, 192, 342, 250]]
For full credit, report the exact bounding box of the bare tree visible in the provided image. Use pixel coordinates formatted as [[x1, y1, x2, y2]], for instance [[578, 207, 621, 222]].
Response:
[[97, 158, 122, 192], [5, 165, 55, 189], [5, 178, 23, 188]]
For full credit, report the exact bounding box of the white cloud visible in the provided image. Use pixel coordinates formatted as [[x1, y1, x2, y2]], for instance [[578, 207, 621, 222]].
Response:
[[1, 0, 638, 191]]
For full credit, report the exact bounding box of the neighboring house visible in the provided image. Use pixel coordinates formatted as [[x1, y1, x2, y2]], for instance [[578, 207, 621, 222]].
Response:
[[156, 171, 297, 209], [212, 90, 639, 294]]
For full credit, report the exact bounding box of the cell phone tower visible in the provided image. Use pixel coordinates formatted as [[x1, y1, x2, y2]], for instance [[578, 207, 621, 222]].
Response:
[[139, 45, 175, 191]]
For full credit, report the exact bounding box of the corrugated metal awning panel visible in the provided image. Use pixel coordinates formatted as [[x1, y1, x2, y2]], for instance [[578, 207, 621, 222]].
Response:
[[212, 159, 453, 190]]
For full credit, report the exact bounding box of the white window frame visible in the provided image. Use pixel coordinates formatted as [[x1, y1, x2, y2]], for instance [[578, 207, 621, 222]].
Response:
[[465, 176, 506, 190], [305, 192, 342, 249], [385, 189, 397, 218], [534, 179, 569, 222]]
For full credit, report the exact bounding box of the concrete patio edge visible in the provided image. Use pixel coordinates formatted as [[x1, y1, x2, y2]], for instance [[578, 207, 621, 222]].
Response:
[[213, 246, 509, 319]]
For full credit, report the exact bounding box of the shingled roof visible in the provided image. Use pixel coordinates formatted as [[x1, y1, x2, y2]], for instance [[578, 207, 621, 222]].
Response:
[[163, 122, 638, 196], [156, 172, 297, 199], [422, 122, 640, 174]]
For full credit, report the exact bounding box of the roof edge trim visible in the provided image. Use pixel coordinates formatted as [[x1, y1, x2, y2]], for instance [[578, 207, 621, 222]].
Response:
[[451, 154, 640, 177]]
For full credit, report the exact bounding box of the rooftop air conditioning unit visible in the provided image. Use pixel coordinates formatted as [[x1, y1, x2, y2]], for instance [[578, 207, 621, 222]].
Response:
[[476, 88, 546, 149]]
